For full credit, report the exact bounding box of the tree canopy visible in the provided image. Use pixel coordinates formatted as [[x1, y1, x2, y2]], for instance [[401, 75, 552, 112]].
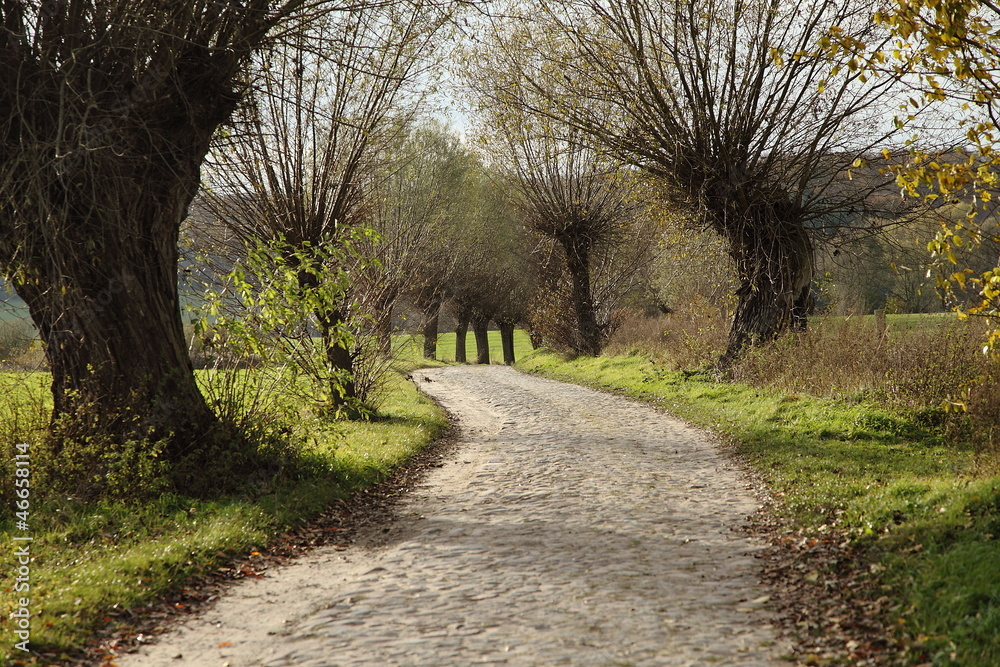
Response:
[[469, 0, 919, 364]]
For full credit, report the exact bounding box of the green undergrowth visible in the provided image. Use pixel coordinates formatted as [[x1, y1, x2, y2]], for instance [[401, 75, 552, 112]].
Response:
[[0, 371, 447, 663], [518, 349, 1000, 666]]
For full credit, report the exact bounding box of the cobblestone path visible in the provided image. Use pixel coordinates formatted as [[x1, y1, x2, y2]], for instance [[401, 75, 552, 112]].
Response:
[[120, 365, 790, 666]]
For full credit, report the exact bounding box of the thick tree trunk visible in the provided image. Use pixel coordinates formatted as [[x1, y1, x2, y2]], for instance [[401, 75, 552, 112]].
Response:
[[473, 314, 491, 365], [0, 20, 271, 497], [454, 308, 471, 363], [17, 266, 215, 450], [11, 163, 223, 474], [421, 295, 442, 360], [499, 322, 516, 365], [718, 214, 814, 367], [560, 237, 602, 356]]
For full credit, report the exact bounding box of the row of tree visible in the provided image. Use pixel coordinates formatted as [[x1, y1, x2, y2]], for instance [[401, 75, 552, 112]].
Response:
[[1, 0, 993, 497]]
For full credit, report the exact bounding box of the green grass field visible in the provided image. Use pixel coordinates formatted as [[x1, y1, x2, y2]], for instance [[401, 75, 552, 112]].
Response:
[[394, 329, 535, 366], [811, 311, 956, 333]]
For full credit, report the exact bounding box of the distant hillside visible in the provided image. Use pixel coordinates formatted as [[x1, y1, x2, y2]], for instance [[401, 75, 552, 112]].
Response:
[[0, 282, 30, 324]]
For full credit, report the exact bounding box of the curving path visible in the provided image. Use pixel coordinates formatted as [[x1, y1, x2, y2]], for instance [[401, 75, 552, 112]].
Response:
[[119, 365, 790, 666]]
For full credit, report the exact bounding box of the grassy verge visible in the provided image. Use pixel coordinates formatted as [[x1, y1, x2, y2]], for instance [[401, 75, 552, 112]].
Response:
[[0, 370, 447, 664], [518, 349, 1000, 666]]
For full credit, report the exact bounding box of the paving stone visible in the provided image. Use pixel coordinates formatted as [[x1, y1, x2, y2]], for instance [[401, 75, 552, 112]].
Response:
[[119, 366, 791, 666]]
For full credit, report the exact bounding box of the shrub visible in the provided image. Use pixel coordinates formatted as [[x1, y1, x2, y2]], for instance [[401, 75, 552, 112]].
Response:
[[612, 310, 1000, 457], [606, 299, 729, 369], [0, 373, 51, 513], [195, 234, 389, 418]]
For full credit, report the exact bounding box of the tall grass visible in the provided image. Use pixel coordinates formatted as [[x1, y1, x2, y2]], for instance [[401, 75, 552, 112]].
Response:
[[609, 310, 1000, 458], [605, 303, 729, 370], [728, 317, 987, 410]]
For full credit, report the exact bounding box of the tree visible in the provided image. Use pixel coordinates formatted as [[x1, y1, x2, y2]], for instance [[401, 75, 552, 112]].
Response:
[[462, 59, 648, 355], [363, 135, 523, 364], [0, 1, 350, 483], [361, 123, 475, 361], [200, 4, 451, 412], [871, 1, 1000, 349], [475, 0, 915, 365], [446, 172, 535, 364]]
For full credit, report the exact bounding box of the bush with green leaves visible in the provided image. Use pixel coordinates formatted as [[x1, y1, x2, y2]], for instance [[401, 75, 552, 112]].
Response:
[[196, 232, 385, 418]]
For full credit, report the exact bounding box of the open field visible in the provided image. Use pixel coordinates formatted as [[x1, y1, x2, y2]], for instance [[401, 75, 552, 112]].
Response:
[[394, 329, 535, 366], [812, 311, 957, 333]]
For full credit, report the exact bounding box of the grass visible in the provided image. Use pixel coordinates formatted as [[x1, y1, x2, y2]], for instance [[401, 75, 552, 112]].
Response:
[[814, 312, 954, 331], [0, 369, 448, 663], [394, 329, 536, 367], [517, 348, 1000, 665], [6, 318, 991, 663], [0, 327, 528, 662]]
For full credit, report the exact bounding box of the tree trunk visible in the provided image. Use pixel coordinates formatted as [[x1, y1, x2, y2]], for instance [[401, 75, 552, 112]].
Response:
[[454, 308, 471, 363], [473, 315, 491, 365], [296, 257, 359, 414], [319, 308, 358, 412], [527, 328, 543, 349], [560, 236, 602, 356], [11, 161, 224, 485], [17, 267, 215, 449], [499, 322, 516, 365], [718, 214, 814, 367], [421, 295, 442, 360], [0, 20, 270, 497]]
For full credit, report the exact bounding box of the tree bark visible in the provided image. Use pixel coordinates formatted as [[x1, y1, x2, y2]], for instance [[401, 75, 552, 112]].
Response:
[[473, 314, 491, 364], [454, 308, 471, 363], [421, 295, 442, 360], [12, 165, 221, 466], [718, 213, 814, 368], [319, 308, 358, 412], [499, 322, 516, 365], [560, 236, 602, 356]]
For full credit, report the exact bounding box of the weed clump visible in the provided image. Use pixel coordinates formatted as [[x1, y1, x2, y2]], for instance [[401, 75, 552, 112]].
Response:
[[606, 300, 728, 369]]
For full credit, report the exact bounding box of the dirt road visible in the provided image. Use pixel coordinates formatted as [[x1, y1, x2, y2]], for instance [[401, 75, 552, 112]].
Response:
[[119, 365, 790, 666]]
